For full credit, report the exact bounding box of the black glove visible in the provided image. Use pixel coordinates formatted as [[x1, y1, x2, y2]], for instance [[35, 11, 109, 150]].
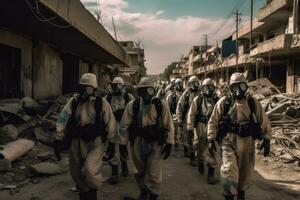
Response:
[[260, 139, 270, 157], [187, 130, 194, 146], [208, 140, 217, 156], [162, 143, 172, 160], [107, 142, 115, 160], [53, 140, 63, 161]]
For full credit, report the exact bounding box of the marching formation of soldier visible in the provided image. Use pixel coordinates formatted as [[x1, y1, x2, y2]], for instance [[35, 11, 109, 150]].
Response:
[[54, 72, 271, 200]]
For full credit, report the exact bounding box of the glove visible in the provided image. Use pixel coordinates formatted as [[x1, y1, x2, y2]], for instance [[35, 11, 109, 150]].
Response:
[[119, 145, 129, 160], [260, 139, 270, 157], [162, 143, 172, 160], [107, 142, 115, 160], [208, 140, 217, 156], [187, 130, 194, 146], [53, 140, 63, 161]]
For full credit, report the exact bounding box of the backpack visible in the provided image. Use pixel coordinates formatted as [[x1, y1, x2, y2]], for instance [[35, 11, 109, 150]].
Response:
[[62, 95, 106, 148]]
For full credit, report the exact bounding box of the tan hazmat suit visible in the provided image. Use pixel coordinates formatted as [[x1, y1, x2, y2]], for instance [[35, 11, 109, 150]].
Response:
[[176, 90, 198, 149], [56, 96, 116, 193], [119, 98, 174, 195], [207, 96, 272, 196], [106, 93, 135, 166], [187, 95, 217, 168], [165, 90, 183, 145]]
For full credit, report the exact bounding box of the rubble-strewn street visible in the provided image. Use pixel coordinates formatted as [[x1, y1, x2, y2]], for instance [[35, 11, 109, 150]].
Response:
[[0, 90, 299, 199]]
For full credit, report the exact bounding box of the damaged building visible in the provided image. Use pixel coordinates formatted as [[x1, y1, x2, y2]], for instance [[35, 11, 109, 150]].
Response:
[[0, 0, 128, 100]]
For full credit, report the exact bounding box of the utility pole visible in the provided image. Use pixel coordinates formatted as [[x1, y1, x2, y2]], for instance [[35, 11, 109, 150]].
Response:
[[250, 0, 253, 48], [233, 9, 241, 71], [202, 34, 208, 51], [112, 16, 118, 41]]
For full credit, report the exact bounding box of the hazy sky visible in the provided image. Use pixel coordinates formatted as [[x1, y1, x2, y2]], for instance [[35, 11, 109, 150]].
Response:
[[82, 0, 264, 74]]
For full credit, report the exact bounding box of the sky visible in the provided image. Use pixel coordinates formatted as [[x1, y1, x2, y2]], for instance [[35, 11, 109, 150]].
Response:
[[81, 0, 265, 74]]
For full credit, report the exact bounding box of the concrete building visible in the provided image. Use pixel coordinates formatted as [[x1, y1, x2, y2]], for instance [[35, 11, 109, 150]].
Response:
[[118, 41, 146, 85], [0, 0, 128, 99], [184, 0, 300, 93]]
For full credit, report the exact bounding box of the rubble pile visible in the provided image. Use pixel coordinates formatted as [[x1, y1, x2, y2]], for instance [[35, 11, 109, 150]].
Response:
[[0, 94, 72, 193], [248, 79, 300, 170]]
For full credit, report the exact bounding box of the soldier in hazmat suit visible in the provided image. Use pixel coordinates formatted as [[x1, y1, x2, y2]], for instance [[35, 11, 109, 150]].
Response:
[[120, 77, 174, 200], [176, 75, 200, 163], [54, 73, 116, 200], [187, 78, 219, 184], [105, 77, 135, 184], [207, 73, 271, 200], [165, 78, 184, 150], [156, 82, 167, 100]]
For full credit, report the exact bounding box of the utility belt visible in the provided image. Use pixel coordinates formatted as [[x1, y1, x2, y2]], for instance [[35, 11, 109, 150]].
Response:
[[113, 109, 125, 122], [128, 124, 168, 145], [194, 115, 209, 127], [217, 119, 262, 141], [70, 123, 106, 142]]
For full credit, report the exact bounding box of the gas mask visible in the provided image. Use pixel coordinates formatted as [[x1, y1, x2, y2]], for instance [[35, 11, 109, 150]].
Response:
[[202, 85, 215, 98], [111, 83, 123, 96], [230, 82, 248, 100], [188, 81, 199, 92], [78, 85, 95, 102], [175, 82, 183, 92], [137, 87, 155, 104]]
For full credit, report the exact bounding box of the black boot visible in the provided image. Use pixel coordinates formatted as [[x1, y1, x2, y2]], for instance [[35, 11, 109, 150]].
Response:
[[190, 152, 197, 166], [174, 143, 179, 151], [149, 193, 158, 200], [198, 162, 205, 174], [88, 189, 97, 200], [225, 195, 234, 200], [207, 167, 217, 185], [79, 192, 89, 200], [121, 161, 129, 177], [237, 190, 245, 200], [138, 188, 149, 200], [184, 146, 189, 157], [109, 165, 119, 184]]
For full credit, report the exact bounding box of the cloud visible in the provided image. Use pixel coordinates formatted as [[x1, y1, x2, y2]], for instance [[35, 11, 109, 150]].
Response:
[[81, 0, 237, 74]]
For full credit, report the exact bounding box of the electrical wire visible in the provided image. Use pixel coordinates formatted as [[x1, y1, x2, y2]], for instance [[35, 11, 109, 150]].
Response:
[[25, 0, 71, 28]]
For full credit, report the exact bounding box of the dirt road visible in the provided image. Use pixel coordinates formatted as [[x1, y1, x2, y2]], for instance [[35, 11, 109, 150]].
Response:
[[0, 149, 299, 200]]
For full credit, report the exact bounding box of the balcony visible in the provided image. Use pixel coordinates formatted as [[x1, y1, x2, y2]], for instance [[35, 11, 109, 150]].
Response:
[[193, 54, 202, 63], [257, 0, 291, 22], [250, 34, 292, 57]]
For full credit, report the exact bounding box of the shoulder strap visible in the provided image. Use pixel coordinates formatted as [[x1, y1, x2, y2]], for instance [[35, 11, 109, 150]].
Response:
[[197, 94, 203, 108], [152, 98, 163, 117], [124, 92, 130, 104], [95, 96, 103, 124], [223, 94, 232, 116], [71, 97, 79, 120], [132, 99, 140, 120], [106, 94, 112, 104]]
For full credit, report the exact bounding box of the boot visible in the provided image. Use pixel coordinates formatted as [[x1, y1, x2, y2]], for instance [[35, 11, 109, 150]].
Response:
[[149, 193, 158, 200], [174, 143, 179, 151], [190, 152, 197, 166], [237, 190, 245, 200], [138, 188, 149, 200], [79, 192, 89, 200], [207, 167, 217, 184], [184, 146, 189, 157], [109, 165, 119, 184], [224, 195, 234, 200], [88, 189, 97, 200], [121, 161, 129, 177], [198, 162, 205, 174]]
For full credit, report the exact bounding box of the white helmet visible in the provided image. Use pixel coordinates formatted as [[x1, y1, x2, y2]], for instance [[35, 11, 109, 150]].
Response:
[[202, 78, 214, 86], [230, 73, 247, 86], [112, 77, 125, 85], [188, 76, 199, 84], [170, 78, 176, 84], [137, 77, 154, 88], [79, 73, 98, 88], [175, 78, 183, 84]]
